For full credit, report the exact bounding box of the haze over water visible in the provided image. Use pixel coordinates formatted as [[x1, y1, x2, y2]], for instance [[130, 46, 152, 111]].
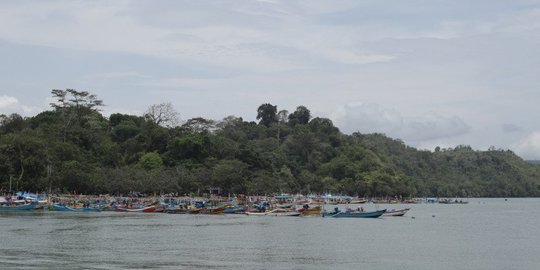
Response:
[[1, 198, 539, 270]]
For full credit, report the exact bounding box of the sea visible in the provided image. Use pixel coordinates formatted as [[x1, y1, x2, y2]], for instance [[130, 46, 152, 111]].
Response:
[[1, 198, 539, 270]]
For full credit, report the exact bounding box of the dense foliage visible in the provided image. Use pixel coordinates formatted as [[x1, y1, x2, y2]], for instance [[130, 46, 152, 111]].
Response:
[[1, 90, 539, 197]]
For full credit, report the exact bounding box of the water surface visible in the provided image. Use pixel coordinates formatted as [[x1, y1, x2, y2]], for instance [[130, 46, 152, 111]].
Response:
[[1, 198, 539, 269]]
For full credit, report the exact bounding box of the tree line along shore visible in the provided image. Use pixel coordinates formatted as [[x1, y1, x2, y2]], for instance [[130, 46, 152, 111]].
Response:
[[1, 89, 540, 197]]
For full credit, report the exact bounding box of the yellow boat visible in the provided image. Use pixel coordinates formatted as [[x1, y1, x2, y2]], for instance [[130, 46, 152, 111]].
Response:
[[298, 205, 322, 216]]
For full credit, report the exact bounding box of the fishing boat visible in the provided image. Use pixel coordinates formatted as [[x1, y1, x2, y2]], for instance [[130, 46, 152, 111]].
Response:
[[383, 208, 410, 217], [0, 201, 37, 211], [223, 206, 246, 214], [164, 207, 189, 214], [438, 198, 468, 204], [199, 206, 225, 215], [188, 208, 202, 214], [297, 205, 322, 216], [246, 208, 301, 217], [115, 205, 156, 213], [322, 209, 386, 218], [349, 198, 368, 204], [51, 204, 100, 212]]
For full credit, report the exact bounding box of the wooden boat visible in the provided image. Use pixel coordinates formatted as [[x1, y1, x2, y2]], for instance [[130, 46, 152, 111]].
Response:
[[52, 204, 101, 212], [275, 203, 294, 209], [199, 206, 225, 215], [349, 199, 368, 204], [188, 208, 202, 214], [297, 205, 322, 216], [115, 206, 156, 213], [438, 198, 468, 204], [223, 206, 246, 214], [246, 208, 301, 217], [371, 199, 399, 204], [322, 209, 386, 218], [164, 207, 189, 214], [0, 202, 37, 211], [383, 208, 410, 217]]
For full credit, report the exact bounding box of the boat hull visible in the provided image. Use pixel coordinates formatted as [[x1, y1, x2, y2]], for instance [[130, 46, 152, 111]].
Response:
[[223, 206, 246, 214], [0, 202, 37, 211], [52, 204, 101, 212], [115, 206, 156, 213], [297, 205, 322, 216], [383, 208, 410, 217], [246, 209, 301, 216], [322, 209, 386, 218]]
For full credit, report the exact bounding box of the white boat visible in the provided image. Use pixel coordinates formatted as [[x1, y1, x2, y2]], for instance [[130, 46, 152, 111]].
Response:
[[383, 208, 410, 217], [245, 208, 300, 217]]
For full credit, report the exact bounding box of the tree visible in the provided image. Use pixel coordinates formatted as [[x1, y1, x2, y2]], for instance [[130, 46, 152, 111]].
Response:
[[256, 103, 277, 127], [0, 113, 24, 134], [211, 159, 249, 194], [182, 117, 215, 133], [137, 152, 163, 171], [144, 102, 179, 127], [288, 106, 311, 125], [276, 110, 288, 143], [49, 89, 104, 142], [50, 89, 103, 111]]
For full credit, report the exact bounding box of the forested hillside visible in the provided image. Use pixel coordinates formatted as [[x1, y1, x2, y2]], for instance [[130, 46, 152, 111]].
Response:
[[1, 90, 539, 197]]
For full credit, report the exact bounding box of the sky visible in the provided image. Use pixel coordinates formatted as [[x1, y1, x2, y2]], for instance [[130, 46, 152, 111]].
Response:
[[1, 0, 540, 159]]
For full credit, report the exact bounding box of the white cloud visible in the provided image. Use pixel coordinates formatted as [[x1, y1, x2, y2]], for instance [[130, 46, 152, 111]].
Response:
[[513, 132, 540, 160], [333, 102, 470, 144], [0, 95, 34, 115], [0, 1, 540, 159], [88, 71, 151, 80], [0, 1, 396, 72], [0, 95, 19, 108]]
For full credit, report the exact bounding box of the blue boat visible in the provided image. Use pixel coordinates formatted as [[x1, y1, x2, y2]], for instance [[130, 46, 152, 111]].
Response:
[[322, 209, 386, 218], [0, 202, 37, 211], [52, 204, 101, 212], [223, 206, 246, 214]]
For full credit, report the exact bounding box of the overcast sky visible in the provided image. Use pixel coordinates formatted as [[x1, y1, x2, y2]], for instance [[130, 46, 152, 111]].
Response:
[[1, 0, 540, 159]]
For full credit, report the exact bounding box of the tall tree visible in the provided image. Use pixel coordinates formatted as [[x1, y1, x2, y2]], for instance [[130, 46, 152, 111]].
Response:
[[144, 102, 179, 127], [288, 106, 311, 125], [256, 103, 277, 127], [49, 89, 104, 142]]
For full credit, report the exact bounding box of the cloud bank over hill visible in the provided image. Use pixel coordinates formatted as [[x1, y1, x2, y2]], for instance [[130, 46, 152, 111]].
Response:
[[1, 0, 540, 158]]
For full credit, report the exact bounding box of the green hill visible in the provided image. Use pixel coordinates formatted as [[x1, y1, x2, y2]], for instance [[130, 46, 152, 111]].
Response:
[[1, 89, 539, 197]]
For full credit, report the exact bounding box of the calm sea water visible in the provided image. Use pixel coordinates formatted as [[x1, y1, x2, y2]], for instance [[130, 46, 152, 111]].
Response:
[[1, 198, 539, 270]]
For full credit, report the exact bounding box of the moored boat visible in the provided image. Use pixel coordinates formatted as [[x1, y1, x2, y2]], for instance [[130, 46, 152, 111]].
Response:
[[246, 208, 301, 217], [199, 206, 225, 215], [115, 205, 156, 213], [297, 205, 322, 216], [383, 208, 410, 217], [0, 202, 37, 211], [51, 203, 101, 212], [322, 209, 386, 218], [349, 199, 368, 204], [438, 198, 468, 204], [223, 206, 246, 214]]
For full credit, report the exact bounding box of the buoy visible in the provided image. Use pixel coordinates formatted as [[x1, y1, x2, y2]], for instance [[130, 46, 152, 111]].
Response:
[[432, 215, 435, 218], [411, 216, 415, 219]]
